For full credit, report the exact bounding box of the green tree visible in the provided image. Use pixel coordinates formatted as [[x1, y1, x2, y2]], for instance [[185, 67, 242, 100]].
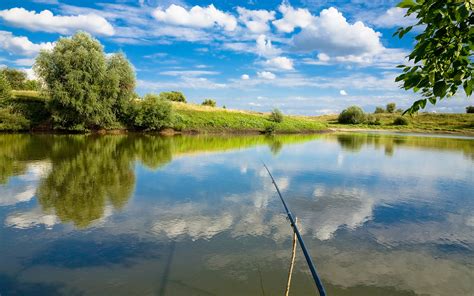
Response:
[[0, 72, 12, 101], [374, 106, 385, 113], [386, 102, 396, 113], [269, 108, 284, 123], [394, 0, 473, 113], [201, 99, 216, 107], [0, 68, 27, 90], [105, 52, 136, 122], [466, 106, 474, 113], [160, 91, 186, 103], [35, 32, 132, 130], [133, 94, 173, 130], [338, 106, 366, 124]]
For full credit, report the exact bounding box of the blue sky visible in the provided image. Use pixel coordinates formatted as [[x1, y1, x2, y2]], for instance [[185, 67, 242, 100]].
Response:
[[0, 0, 470, 114]]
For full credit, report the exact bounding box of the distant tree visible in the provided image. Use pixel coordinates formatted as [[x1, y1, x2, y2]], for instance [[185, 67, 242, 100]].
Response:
[[386, 102, 396, 113], [0, 72, 12, 101], [34, 32, 136, 130], [160, 91, 186, 103], [393, 116, 409, 125], [374, 106, 385, 114], [338, 106, 366, 124], [201, 99, 216, 107], [269, 108, 284, 123], [466, 106, 474, 113], [133, 94, 173, 130], [0, 68, 27, 90], [394, 0, 473, 113]]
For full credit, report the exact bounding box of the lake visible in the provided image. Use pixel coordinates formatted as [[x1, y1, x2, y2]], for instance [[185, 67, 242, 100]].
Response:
[[0, 133, 473, 296]]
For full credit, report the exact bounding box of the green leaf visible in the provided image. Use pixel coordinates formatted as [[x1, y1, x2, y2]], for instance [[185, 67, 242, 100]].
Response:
[[397, 0, 416, 8], [433, 81, 447, 97]]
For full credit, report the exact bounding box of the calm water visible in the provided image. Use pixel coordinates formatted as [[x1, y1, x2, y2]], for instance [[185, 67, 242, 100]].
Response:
[[0, 133, 473, 296]]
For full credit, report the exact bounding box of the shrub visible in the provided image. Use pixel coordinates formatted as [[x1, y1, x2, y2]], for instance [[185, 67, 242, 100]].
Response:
[[133, 94, 173, 130], [160, 91, 186, 103], [0, 68, 27, 90], [366, 114, 381, 125], [269, 108, 284, 123], [0, 106, 30, 131], [374, 106, 385, 114], [338, 106, 366, 124], [263, 123, 276, 134], [201, 99, 216, 107], [0, 72, 12, 102], [466, 106, 474, 113], [393, 116, 409, 125], [386, 102, 396, 113]]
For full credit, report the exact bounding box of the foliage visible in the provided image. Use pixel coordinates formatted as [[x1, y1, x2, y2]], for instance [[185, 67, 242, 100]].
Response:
[[160, 91, 186, 103], [466, 106, 474, 113], [393, 116, 410, 125], [394, 0, 473, 113], [338, 106, 366, 124], [366, 114, 381, 125], [264, 123, 276, 134], [386, 102, 396, 113], [0, 72, 12, 102], [269, 108, 284, 123], [201, 99, 216, 107], [0, 106, 30, 131], [132, 94, 173, 130], [0, 68, 26, 89], [34, 32, 136, 130], [374, 106, 385, 114]]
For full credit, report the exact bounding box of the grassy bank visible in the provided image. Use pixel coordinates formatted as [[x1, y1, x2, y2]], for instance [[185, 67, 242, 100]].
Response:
[[312, 113, 474, 135], [172, 102, 326, 134]]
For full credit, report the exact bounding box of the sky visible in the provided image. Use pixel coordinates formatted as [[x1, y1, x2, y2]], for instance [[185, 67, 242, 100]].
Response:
[[0, 0, 470, 114]]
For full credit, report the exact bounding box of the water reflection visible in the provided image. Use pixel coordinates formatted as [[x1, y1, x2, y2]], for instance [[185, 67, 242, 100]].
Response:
[[0, 133, 473, 295]]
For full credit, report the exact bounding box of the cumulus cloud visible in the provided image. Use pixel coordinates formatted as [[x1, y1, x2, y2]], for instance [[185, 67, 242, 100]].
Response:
[[294, 7, 383, 57], [264, 56, 294, 70], [153, 4, 237, 31], [340, 89, 348, 96], [0, 8, 115, 36], [0, 30, 54, 56], [237, 7, 275, 34], [256, 34, 281, 57], [257, 71, 276, 80], [241, 74, 250, 80], [272, 3, 313, 33], [372, 7, 418, 28]]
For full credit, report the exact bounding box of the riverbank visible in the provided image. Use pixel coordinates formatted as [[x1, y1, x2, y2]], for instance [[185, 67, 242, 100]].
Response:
[[1, 91, 473, 135]]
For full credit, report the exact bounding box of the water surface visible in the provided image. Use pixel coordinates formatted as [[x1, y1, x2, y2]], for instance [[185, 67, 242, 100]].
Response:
[[0, 133, 473, 295]]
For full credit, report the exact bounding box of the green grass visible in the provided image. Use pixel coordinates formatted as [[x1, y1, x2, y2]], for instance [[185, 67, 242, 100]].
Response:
[[313, 112, 474, 135], [173, 102, 327, 133]]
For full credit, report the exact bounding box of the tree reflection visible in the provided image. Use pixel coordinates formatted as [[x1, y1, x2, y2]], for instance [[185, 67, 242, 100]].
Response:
[[37, 136, 135, 228]]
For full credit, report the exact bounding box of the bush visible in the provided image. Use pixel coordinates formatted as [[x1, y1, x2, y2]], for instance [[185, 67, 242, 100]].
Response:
[[374, 106, 385, 114], [0, 106, 30, 131], [386, 102, 396, 113], [393, 116, 409, 125], [466, 106, 474, 113], [263, 123, 276, 134], [269, 108, 284, 123], [366, 114, 381, 125], [0, 72, 12, 101], [133, 94, 173, 130], [0, 68, 27, 90], [160, 91, 186, 103], [201, 99, 216, 107], [338, 106, 366, 124]]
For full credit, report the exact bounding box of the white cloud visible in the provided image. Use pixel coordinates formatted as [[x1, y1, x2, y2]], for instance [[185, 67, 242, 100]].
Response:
[[317, 53, 330, 62], [241, 74, 250, 80], [272, 3, 314, 33], [153, 4, 237, 31], [372, 7, 417, 28], [237, 7, 275, 34], [294, 7, 383, 57], [0, 8, 115, 36], [0, 31, 54, 56], [264, 56, 294, 70], [256, 34, 281, 57], [340, 89, 348, 96], [257, 71, 276, 80], [14, 58, 36, 66]]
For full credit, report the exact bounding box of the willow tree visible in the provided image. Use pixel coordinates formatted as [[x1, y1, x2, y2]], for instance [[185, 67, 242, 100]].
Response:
[[34, 32, 136, 130], [395, 0, 473, 113]]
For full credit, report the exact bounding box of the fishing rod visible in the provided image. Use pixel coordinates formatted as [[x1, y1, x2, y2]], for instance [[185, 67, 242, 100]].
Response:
[[263, 163, 327, 296]]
